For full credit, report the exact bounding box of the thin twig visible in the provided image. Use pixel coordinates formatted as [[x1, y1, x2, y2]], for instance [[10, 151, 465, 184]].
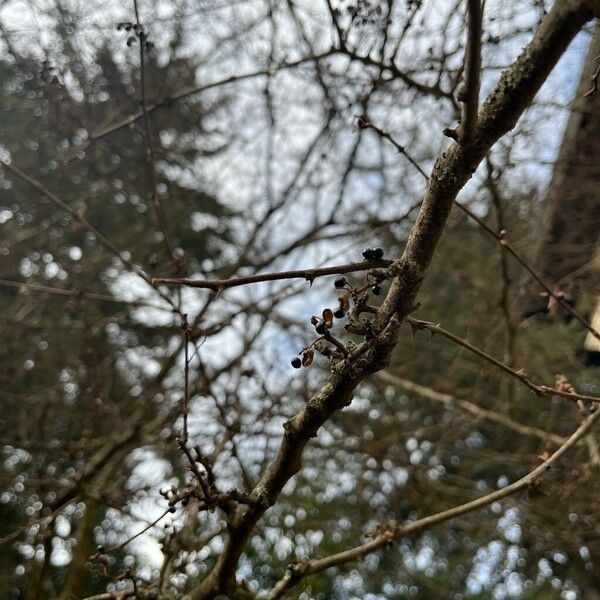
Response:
[[267, 408, 600, 599], [105, 509, 170, 554], [356, 116, 429, 180], [177, 438, 212, 502], [340, 46, 454, 100], [485, 158, 516, 375], [0, 278, 172, 311], [132, 0, 174, 261], [365, 122, 600, 342], [452, 202, 600, 342], [152, 259, 391, 290], [406, 317, 600, 404], [376, 371, 566, 446], [0, 160, 178, 311], [182, 314, 190, 443]]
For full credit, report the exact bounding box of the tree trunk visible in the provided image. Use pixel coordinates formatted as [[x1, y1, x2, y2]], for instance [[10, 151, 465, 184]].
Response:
[[520, 27, 600, 318]]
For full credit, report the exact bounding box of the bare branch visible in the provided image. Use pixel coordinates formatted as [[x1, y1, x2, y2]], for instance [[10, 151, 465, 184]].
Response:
[[376, 371, 567, 446], [70, 51, 336, 159], [362, 102, 600, 343], [191, 5, 598, 596], [406, 317, 600, 404], [355, 115, 429, 180], [152, 259, 391, 290], [133, 0, 174, 260], [0, 278, 172, 311], [0, 160, 178, 311], [456, 199, 600, 342], [268, 408, 600, 599]]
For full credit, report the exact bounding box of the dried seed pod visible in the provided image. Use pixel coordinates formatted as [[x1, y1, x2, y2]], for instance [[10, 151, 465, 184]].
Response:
[[302, 349, 314, 367], [337, 288, 350, 312], [310, 315, 319, 326], [322, 308, 334, 328]]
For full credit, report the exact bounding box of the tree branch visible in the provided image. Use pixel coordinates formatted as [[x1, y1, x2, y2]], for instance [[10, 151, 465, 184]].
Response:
[[406, 317, 600, 404], [152, 259, 391, 291], [375, 371, 567, 446], [0, 161, 178, 311], [68, 51, 336, 160], [267, 407, 600, 599], [133, 0, 174, 260], [188, 3, 597, 597]]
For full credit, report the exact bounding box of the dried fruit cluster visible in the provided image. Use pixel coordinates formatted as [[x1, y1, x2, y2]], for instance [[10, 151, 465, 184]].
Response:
[[116, 21, 154, 51], [291, 248, 390, 368]]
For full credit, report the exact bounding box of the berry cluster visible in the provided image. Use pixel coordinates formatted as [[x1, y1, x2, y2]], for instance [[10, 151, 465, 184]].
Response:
[[362, 247, 384, 260], [291, 308, 344, 368], [116, 21, 154, 51], [291, 247, 389, 369]]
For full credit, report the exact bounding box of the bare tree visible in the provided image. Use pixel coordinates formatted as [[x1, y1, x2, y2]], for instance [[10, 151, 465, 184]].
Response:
[[1, 1, 600, 599]]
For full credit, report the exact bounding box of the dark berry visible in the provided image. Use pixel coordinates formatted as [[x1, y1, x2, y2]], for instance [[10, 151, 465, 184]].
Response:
[[372, 247, 384, 260], [168, 506, 176, 513], [334, 309, 346, 319], [372, 285, 382, 296], [362, 248, 375, 260], [315, 321, 327, 335], [334, 276, 347, 288], [291, 357, 302, 369]]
